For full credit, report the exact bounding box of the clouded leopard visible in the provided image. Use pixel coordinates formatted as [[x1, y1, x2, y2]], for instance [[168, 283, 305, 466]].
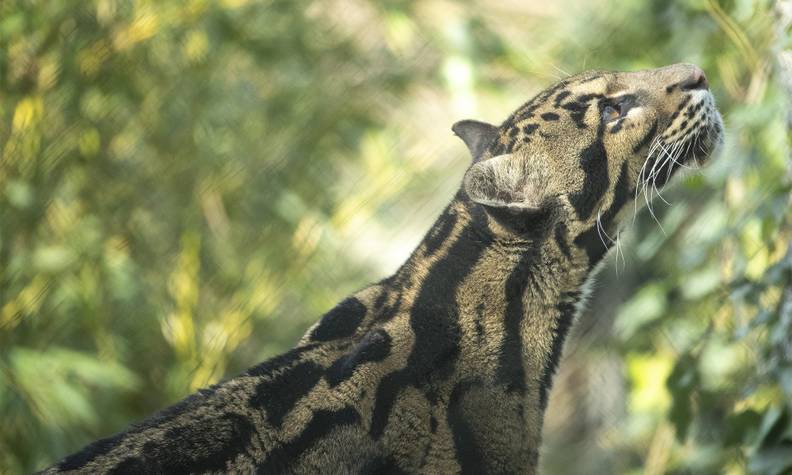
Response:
[[43, 63, 723, 474]]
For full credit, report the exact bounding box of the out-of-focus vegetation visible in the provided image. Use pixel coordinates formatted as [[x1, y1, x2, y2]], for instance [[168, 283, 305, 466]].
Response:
[[0, 0, 789, 473]]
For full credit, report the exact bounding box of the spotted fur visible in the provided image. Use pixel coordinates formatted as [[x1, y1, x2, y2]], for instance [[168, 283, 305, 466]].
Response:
[[41, 64, 723, 474]]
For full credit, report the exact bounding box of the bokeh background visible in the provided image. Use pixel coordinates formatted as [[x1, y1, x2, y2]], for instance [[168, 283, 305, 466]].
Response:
[[1, 0, 790, 473]]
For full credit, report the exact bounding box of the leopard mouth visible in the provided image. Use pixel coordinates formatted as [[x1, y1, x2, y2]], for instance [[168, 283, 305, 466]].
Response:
[[638, 91, 723, 190]]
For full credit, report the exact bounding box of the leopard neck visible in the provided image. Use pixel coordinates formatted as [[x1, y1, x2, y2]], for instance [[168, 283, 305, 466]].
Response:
[[384, 195, 593, 402]]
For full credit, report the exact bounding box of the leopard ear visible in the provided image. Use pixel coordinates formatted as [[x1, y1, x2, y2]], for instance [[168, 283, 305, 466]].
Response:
[[452, 119, 499, 162], [463, 153, 547, 211]]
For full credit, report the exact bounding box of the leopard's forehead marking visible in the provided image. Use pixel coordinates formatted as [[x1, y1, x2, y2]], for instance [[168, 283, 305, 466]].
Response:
[[493, 73, 611, 155]]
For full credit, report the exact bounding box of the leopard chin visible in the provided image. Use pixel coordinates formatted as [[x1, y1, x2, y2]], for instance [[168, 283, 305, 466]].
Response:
[[641, 88, 724, 189]]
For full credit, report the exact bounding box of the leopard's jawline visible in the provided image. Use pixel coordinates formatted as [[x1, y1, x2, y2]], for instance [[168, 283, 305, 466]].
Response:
[[642, 97, 723, 190]]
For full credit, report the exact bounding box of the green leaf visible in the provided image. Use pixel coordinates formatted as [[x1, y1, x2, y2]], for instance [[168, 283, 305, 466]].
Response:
[[725, 409, 762, 447], [748, 447, 792, 475], [666, 353, 699, 441], [756, 407, 791, 448]]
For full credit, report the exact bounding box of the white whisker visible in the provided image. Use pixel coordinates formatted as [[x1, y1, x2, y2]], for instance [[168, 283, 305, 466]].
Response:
[[596, 210, 612, 249], [634, 137, 662, 222], [649, 142, 673, 205], [614, 230, 626, 275]]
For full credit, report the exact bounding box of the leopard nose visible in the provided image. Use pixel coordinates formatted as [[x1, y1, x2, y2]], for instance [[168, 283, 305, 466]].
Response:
[[680, 66, 709, 91]]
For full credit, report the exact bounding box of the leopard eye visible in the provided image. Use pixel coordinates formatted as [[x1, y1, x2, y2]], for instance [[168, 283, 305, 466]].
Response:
[[602, 104, 621, 122]]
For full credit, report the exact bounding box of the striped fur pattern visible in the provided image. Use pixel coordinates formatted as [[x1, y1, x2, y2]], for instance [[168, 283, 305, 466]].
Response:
[[42, 64, 723, 474]]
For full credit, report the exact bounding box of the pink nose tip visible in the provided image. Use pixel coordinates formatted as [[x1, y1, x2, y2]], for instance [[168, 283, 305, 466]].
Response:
[[680, 66, 709, 91]]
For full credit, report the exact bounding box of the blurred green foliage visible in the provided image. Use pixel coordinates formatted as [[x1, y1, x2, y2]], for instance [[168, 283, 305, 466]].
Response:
[[0, 0, 790, 473]]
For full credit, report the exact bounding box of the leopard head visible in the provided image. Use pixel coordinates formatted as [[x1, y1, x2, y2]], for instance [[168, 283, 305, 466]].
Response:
[[455, 63, 723, 254]]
